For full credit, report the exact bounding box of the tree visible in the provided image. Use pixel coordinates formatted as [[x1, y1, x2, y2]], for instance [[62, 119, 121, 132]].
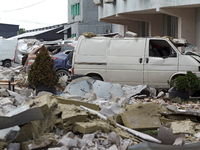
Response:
[[19, 28, 25, 34]]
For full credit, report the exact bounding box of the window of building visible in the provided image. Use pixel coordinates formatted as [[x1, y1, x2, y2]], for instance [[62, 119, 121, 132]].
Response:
[[72, 34, 76, 38], [71, 3, 80, 16], [139, 21, 149, 37], [163, 15, 178, 38]]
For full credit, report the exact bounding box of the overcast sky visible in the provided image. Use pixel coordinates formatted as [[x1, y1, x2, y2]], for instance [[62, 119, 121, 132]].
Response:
[[0, 0, 68, 30]]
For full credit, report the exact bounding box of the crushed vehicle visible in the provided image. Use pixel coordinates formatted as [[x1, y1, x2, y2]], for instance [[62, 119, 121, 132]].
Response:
[[0, 38, 17, 67], [13, 39, 75, 65], [71, 33, 200, 89], [25, 45, 74, 78], [13, 39, 76, 77]]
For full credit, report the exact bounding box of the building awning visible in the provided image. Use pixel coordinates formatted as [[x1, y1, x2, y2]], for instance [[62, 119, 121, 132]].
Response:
[[57, 27, 70, 34]]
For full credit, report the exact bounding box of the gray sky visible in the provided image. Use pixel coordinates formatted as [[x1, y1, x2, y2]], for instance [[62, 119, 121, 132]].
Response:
[[0, 0, 68, 30]]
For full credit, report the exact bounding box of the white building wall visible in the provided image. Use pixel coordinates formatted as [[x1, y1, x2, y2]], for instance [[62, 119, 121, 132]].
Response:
[[97, 0, 200, 46]]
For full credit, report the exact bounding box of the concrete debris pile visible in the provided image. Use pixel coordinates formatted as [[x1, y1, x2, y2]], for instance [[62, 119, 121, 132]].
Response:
[[0, 70, 200, 149], [0, 94, 141, 150], [61, 77, 200, 146]]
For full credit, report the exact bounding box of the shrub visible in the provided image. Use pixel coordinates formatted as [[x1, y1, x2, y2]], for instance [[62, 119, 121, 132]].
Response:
[[172, 71, 200, 91], [28, 45, 59, 88]]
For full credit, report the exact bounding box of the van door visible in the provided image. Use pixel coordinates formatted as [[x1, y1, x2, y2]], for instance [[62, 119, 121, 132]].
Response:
[[107, 38, 146, 85], [144, 39, 178, 88]]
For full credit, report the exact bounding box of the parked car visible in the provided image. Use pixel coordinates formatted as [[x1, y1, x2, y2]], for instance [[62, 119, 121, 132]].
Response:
[[71, 35, 200, 89], [25, 45, 74, 78], [53, 50, 73, 77]]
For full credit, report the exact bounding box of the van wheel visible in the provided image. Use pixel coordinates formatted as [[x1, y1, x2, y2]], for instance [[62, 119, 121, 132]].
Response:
[[56, 69, 71, 78], [91, 76, 102, 81], [3, 60, 11, 68]]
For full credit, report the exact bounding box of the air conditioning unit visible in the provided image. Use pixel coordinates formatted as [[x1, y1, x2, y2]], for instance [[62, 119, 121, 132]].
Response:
[[93, 0, 102, 5], [104, 0, 114, 3]]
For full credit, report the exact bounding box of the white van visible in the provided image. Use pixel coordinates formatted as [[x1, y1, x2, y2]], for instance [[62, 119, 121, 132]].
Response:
[[0, 38, 17, 67], [72, 35, 200, 89]]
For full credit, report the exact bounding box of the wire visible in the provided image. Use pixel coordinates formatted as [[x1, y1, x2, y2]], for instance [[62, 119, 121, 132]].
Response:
[[0, 0, 45, 12], [6, 17, 52, 25]]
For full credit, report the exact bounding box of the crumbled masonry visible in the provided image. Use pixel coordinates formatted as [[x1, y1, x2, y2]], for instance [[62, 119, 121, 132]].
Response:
[[0, 66, 200, 149]]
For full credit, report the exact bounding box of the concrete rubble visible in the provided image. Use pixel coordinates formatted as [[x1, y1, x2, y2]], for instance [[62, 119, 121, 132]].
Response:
[[0, 68, 200, 149]]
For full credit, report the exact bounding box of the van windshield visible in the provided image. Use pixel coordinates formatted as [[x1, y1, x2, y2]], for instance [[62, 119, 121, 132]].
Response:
[[184, 43, 200, 57]]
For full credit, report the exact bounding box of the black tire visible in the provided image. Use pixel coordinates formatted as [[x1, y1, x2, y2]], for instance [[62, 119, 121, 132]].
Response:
[[3, 60, 11, 68], [56, 69, 71, 78], [91, 76, 102, 81]]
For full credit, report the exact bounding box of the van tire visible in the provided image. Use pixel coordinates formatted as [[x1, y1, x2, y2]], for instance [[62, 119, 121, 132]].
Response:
[[56, 69, 71, 78], [91, 76, 102, 81], [3, 60, 11, 68]]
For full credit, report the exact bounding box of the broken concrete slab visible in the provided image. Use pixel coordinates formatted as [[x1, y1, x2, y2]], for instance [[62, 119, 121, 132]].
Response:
[[0, 88, 9, 97], [100, 103, 121, 117], [58, 104, 88, 130], [7, 143, 20, 150], [92, 80, 124, 99], [0, 106, 44, 130], [14, 87, 33, 97], [77, 139, 86, 149], [108, 131, 120, 146], [122, 85, 147, 98], [170, 120, 196, 135], [56, 96, 99, 110], [82, 133, 95, 141], [119, 139, 132, 150], [120, 102, 161, 130], [0, 126, 20, 141], [165, 105, 200, 117], [0, 104, 16, 115], [0, 97, 12, 106], [129, 141, 200, 150], [65, 131, 75, 139], [57, 137, 77, 148], [80, 105, 160, 143], [157, 125, 185, 145], [64, 77, 93, 98], [21, 133, 58, 150], [26, 94, 57, 116], [14, 95, 58, 142], [173, 137, 185, 145], [73, 119, 113, 134], [7, 90, 27, 106]]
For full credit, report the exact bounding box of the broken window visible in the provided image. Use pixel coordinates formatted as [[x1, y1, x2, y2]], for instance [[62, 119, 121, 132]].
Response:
[[149, 40, 177, 58]]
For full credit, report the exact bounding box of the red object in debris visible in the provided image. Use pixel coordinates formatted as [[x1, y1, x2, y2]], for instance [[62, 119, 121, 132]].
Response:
[[28, 61, 33, 65], [13, 43, 18, 62], [72, 68, 74, 75], [53, 57, 58, 60]]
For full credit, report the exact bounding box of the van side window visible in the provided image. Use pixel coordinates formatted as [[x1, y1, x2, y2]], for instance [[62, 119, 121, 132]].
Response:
[[149, 40, 177, 58]]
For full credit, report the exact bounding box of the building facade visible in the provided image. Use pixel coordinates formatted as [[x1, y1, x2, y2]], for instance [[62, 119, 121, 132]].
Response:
[[0, 23, 19, 38], [95, 0, 200, 48], [63, 0, 115, 39]]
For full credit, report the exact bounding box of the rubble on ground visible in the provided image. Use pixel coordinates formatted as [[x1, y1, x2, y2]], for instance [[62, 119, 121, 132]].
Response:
[[0, 67, 200, 149]]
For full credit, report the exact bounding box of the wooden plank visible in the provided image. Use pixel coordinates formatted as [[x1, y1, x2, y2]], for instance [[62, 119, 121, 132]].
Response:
[[0, 79, 20, 82], [0, 82, 17, 85]]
